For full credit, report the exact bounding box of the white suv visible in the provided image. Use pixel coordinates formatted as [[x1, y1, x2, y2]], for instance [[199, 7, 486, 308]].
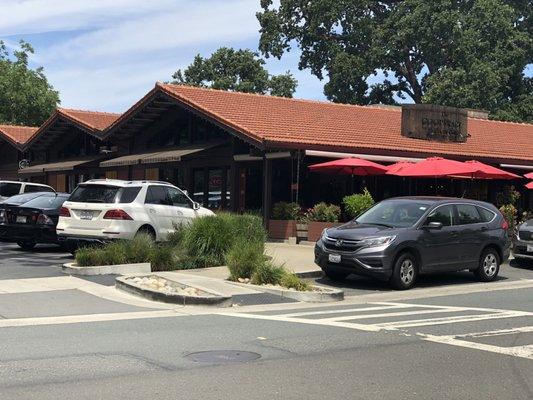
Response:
[[56, 179, 214, 244], [0, 181, 55, 201]]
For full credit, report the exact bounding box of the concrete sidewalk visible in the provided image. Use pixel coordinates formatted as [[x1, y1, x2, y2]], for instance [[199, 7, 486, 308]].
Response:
[[176, 242, 320, 281]]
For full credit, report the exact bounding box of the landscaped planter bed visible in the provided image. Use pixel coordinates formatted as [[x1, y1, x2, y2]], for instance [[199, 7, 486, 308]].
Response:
[[116, 275, 232, 307], [307, 222, 343, 242], [268, 219, 296, 240]]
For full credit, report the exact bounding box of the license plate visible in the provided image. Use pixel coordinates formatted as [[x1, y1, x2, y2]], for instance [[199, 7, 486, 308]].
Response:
[[16, 216, 27, 223], [527, 245, 533, 253], [328, 254, 341, 263], [80, 211, 93, 220]]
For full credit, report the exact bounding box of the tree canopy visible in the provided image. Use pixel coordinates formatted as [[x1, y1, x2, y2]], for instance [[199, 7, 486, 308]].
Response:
[[257, 0, 532, 122], [0, 40, 59, 126], [172, 47, 297, 97]]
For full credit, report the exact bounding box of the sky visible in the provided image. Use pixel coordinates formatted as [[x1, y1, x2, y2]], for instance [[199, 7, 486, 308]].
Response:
[[1, 0, 326, 112], [2, 0, 531, 114]]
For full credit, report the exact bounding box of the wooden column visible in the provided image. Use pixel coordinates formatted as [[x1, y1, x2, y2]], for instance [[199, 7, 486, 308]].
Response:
[[262, 157, 272, 227]]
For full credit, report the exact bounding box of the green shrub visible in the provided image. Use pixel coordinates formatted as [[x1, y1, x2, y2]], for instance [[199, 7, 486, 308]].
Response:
[[226, 240, 265, 280], [150, 246, 176, 271], [305, 202, 341, 222], [167, 225, 186, 248], [499, 204, 518, 236], [343, 188, 375, 219], [75, 246, 98, 267], [271, 202, 301, 220], [123, 233, 155, 263], [181, 213, 267, 267], [228, 213, 267, 244], [280, 272, 311, 291], [102, 241, 128, 265], [251, 262, 285, 285]]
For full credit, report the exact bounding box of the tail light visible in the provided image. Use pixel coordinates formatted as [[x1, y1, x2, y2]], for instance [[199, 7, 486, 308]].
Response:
[[0, 209, 4, 223], [59, 207, 71, 218], [37, 214, 54, 226], [502, 220, 509, 231], [103, 209, 133, 220]]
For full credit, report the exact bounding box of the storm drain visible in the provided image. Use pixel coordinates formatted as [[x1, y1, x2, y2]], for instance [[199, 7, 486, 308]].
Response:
[[185, 350, 261, 364]]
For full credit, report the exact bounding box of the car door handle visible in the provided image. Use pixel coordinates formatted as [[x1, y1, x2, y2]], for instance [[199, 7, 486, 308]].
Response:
[[149, 209, 156, 214], [480, 226, 488, 231], [451, 231, 459, 237]]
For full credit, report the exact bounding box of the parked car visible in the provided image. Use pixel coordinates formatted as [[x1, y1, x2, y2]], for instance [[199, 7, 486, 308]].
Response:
[[0, 180, 55, 201], [57, 179, 214, 247], [0, 192, 70, 250], [315, 197, 510, 290], [513, 219, 533, 266], [0, 192, 59, 239]]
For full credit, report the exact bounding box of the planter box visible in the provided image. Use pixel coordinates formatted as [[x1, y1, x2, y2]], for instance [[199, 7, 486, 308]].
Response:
[[62, 262, 151, 276], [268, 219, 296, 239], [307, 222, 343, 242]]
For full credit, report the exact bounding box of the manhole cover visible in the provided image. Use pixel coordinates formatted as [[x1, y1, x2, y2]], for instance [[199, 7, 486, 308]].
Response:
[[186, 350, 261, 364]]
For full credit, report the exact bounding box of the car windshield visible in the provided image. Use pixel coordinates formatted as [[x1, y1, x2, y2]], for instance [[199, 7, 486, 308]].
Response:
[[355, 200, 431, 228], [21, 195, 68, 209], [0, 192, 47, 205], [69, 185, 141, 204], [0, 182, 22, 197]]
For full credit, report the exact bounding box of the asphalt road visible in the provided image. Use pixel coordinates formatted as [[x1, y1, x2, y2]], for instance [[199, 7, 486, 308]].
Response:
[[0, 242, 531, 399]]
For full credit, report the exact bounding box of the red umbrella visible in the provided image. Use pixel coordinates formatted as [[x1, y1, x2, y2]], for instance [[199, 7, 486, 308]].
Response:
[[526, 182, 533, 190], [389, 157, 477, 177], [385, 161, 415, 174], [452, 160, 521, 180], [525, 172, 533, 179], [308, 157, 388, 176]]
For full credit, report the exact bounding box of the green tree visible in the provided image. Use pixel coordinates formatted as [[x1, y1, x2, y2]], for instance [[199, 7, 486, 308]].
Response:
[[0, 40, 60, 126], [257, 0, 532, 122], [172, 47, 297, 97]]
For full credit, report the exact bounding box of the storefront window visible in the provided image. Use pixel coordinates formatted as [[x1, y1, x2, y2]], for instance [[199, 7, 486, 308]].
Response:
[[193, 169, 205, 205], [192, 167, 229, 209], [208, 168, 223, 209]]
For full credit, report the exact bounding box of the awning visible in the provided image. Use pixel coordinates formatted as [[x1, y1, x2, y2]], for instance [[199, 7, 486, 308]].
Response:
[[100, 143, 222, 168], [19, 157, 101, 175]]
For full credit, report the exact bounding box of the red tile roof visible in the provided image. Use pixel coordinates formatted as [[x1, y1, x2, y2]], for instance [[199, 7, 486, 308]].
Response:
[[0, 124, 38, 148], [58, 108, 121, 131], [158, 83, 533, 163]]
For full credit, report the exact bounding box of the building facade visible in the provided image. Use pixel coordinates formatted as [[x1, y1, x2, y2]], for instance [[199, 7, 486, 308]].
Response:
[[11, 83, 533, 220]]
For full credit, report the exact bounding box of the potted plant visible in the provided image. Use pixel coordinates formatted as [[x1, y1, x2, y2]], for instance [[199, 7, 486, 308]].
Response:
[[305, 202, 342, 242], [268, 202, 301, 240], [342, 188, 375, 220]]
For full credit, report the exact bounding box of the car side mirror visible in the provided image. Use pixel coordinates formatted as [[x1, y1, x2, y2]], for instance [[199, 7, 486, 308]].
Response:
[[425, 221, 443, 230], [192, 202, 201, 211]]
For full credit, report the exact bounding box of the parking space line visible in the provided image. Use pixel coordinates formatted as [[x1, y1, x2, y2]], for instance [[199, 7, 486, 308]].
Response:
[[278, 304, 410, 318]]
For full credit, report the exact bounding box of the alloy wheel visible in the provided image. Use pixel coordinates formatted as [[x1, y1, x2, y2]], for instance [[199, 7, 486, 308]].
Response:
[[400, 259, 415, 284], [483, 253, 498, 277]]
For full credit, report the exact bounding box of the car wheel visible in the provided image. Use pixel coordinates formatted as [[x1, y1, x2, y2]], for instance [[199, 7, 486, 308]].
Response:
[[17, 241, 36, 251], [323, 268, 349, 281], [474, 248, 500, 282], [390, 252, 418, 290]]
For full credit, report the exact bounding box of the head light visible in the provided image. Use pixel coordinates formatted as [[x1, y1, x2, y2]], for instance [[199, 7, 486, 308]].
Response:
[[359, 235, 396, 248]]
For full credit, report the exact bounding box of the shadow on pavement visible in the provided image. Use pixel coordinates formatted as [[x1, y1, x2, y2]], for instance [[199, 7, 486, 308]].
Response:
[[313, 270, 509, 294], [508, 259, 533, 271]]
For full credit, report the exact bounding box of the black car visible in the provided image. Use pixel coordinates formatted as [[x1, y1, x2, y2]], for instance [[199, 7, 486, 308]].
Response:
[[0, 192, 70, 250], [315, 197, 511, 290], [513, 219, 533, 266]]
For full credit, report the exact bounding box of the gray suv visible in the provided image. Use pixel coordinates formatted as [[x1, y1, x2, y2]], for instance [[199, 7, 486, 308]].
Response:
[[314, 197, 510, 290], [513, 219, 533, 266]]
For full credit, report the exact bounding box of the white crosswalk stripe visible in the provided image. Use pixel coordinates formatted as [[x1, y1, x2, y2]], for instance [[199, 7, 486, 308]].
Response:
[[221, 301, 533, 360]]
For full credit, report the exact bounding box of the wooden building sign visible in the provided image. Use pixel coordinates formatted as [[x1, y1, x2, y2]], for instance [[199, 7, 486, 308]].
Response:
[[401, 104, 468, 143]]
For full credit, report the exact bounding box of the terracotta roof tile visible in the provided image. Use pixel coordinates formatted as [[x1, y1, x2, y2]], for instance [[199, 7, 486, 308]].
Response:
[[0, 124, 38, 147], [58, 108, 121, 131], [158, 83, 533, 163]]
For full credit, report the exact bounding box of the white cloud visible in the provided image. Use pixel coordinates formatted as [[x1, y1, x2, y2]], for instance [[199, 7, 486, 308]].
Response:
[[2, 0, 326, 111]]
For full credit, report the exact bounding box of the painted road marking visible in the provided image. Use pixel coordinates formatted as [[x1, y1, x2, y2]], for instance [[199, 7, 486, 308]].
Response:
[[0, 310, 185, 328], [222, 301, 533, 360], [421, 327, 533, 360]]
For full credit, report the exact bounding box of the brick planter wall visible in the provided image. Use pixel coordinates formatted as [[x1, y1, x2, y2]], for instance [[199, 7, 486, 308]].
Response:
[[268, 220, 296, 239], [307, 221, 343, 242]]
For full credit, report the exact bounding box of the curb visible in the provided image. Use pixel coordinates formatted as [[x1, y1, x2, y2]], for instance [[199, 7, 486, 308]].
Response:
[[228, 281, 343, 303], [115, 276, 232, 307], [294, 269, 323, 279], [62, 262, 151, 276]]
